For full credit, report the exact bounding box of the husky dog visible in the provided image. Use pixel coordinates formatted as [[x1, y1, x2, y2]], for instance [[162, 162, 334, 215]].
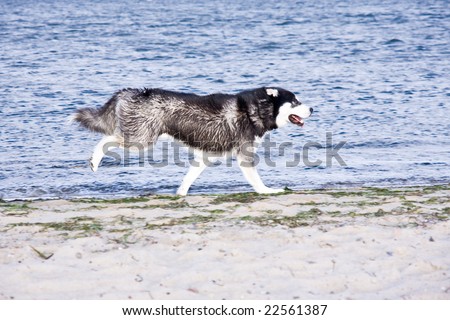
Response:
[[73, 87, 313, 195]]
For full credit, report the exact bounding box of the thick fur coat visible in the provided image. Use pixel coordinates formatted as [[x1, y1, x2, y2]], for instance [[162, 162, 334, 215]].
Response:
[[73, 86, 312, 195]]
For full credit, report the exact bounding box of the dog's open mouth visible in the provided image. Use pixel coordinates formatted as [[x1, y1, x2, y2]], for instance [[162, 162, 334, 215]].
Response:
[[288, 114, 304, 127]]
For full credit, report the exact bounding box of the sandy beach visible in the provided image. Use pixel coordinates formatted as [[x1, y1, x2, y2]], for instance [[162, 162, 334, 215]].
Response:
[[1, 185, 449, 300]]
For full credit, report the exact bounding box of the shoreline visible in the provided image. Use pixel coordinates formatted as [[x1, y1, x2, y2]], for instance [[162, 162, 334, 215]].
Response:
[[2, 182, 450, 203], [1, 185, 449, 299]]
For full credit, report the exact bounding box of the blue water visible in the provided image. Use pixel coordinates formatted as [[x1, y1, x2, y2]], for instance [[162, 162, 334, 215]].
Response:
[[1, 0, 449, 199]]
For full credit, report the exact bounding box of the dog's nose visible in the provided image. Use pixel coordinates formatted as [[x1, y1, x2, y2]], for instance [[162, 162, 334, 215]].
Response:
[[309, 107, 314, 114]]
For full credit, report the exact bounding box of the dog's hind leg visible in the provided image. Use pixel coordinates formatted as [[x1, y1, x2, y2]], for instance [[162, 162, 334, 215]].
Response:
[[176, 152, 207, 196], [90, 135, 121, 172], [236, 153, 284, 194]]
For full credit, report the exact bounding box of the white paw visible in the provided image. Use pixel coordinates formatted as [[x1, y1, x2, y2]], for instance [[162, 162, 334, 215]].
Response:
[[256, 188, 284, 194], [176, 188, 188, 196]]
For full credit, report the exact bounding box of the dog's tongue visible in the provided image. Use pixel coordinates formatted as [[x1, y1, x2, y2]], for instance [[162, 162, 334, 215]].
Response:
[[288, 114, 304, 127]]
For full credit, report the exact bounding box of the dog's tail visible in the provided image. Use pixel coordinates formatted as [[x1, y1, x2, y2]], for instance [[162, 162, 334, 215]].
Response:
[[72, 95, 118, 135]]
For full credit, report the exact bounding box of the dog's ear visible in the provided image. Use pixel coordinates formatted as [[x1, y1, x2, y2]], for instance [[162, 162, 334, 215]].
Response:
[[266, 88, 279, 97]]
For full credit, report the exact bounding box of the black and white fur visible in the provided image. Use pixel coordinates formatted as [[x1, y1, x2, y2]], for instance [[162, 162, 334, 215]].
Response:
[[73, 87, 313, 195]]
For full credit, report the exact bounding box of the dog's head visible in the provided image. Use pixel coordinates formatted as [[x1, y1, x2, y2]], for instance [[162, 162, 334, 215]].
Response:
[[265, 87, 313, 128]]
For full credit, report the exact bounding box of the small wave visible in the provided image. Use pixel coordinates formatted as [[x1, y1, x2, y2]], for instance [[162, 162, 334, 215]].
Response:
[[135, 47, 152, 52], [344, 13, 377, 20], [357, 95, 375, 101], [134, 56, 173, 61], [345, 141, 404, 149], [276, 19, 310, 26], [423, 72, 439, 79], [384, 39, 404, 45], [258, 42, 282, 50], [392, 16, 408, 24]]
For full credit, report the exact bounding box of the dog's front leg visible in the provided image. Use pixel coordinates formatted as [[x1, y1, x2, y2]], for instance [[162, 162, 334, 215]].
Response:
[[236, 153, 284, 194], [176, 156, 207, 196]]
